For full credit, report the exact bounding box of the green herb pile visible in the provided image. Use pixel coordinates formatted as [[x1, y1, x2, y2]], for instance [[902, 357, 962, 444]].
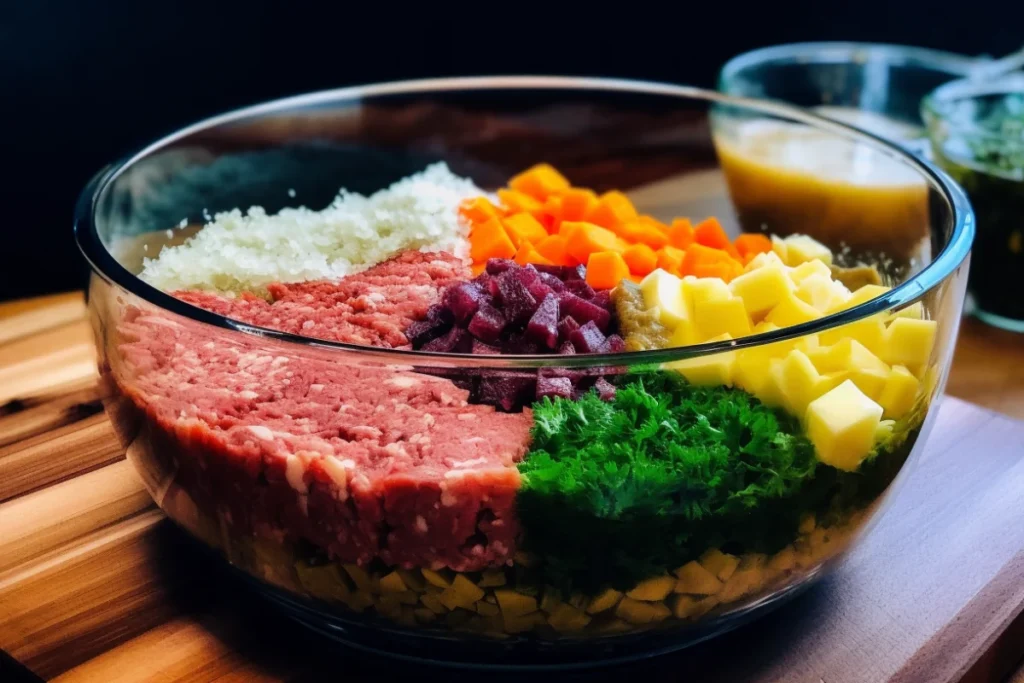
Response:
[[515, 373, 918, 593]]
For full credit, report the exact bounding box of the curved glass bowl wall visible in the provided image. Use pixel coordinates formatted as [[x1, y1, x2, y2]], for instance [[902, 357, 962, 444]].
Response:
[[75, 77, 972, 668]]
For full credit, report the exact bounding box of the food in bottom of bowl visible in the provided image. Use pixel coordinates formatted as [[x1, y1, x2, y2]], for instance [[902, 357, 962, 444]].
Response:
[[111, 163, 937, 638]]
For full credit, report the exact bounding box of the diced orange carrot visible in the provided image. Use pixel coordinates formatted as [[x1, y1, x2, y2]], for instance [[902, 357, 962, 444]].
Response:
[[693, 217, 731, 250], [460, 197, 503, 226], [667, 218, 695, 249], [628, 274, 645, 284], [514, 243, 555, 266], [734, 233, 773, 259], [471, 262, 488, 276], [585, 251, 631, 290], [623, 243, 658, 276], [679, 243, 734, 277], [657, 246, 686, 275], [470, 217, 517, 263], [498, 189, 543, 214], [535, 234, 573, 266], [585, 191, 638, 230], [564, 221, 622, 263], [538, 195, 563, 233], [503, 213, 548, 247], [509, 163, 571, 201], [616, 216, 669, 250], [560, 188, 598, 222]]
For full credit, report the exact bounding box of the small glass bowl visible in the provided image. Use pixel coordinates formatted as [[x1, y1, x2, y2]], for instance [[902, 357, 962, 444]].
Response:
[[75, 77, 973, 668], [923, 72, 1024, 331], [718, 42, 985, 152]]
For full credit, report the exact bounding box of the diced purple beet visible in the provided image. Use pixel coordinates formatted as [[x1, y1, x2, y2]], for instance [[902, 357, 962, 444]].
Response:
[[565, 279, 596, 300], [536, 376, 573, 400], [566, 264, 587, 281], [537, 272, 567, 292], [497, 271, 539, 324], [557, 316, 581, 345], [569, 320, 607, 353], [599, 334, 626, 353], [405, 304, 452, 345], [478, 372, 536, 412], [558, 340, 577, 355], [557, 292, 611, 332], [486, 258, 516, 275], [442, 282, 486, 323], [421, 325, 470, 353], [471, 339, 501, 355], [594, 377, 617, 401], [526, 280, 554, 303], [467, 303, 507, 343], [590, 290, 612, 311], [502, 332, 541, 355], [526, 294, 560, 349]]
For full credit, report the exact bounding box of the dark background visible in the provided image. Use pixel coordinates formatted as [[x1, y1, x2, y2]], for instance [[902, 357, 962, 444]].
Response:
[[5, 0, 1021, 301]]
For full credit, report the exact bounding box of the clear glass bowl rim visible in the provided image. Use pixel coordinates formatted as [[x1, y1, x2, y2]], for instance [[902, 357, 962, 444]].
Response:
[[74, 75, 975, 370], [718, 41, 983, 90], [922, 72, 1024, 144]]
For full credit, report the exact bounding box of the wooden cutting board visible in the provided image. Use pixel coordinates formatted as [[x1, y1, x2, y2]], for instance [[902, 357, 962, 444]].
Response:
[[1, 294, 1022, 683]]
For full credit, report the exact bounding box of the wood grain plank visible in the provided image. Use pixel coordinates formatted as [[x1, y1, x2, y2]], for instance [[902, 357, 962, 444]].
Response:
[[0, 385, 102, 448], [0, 319, 97, 406], [0, 459, 152, 575], [0, 412, 122, 503], [0, 292, 84, 323], [947, 317, 1024, 419], [0, 293, 86, 346]]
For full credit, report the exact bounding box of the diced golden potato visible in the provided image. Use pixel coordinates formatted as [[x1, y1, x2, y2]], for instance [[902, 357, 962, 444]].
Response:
[[414, 607, 438, 623], [829, 283, 891, 313], [475, 600, 501, 617], [718, 567, 764, 603], [805, 380, 884, 471], [615, 597, 672, 625], [730, 264, 793, 317], [420, 592, 447, 615], [745, 249, 787, 272], [397, 569, 426, 592], [478, 570, 507, 588], [344, 590, 374, 612], [593, 618, 633, 634], [788, 258, 832, 285], [771, 349, 848, 417], [819, 316, 887, 355], [877, 364, 921, 418], [342, 564, 377, 594], [694, 297, 752, 341], [586, 588, 623, 615], [796, 273, 846, 312], [378, 570, 408, 594], [733, 347, 776, 397], [781, 234, 833, 266], [539, 590, 563, 614], [880, 318, 937, 367], [439, 574, 485, 611], [766, 291, 823, 328], [683, 276, 733, 307], [640, 269, 689, 327], [294, 562, 351, 601], [547, 603, 592, 632], [668, 319, 697, 347], [768, 545, 798, 573], [626, 574, 676, 601], [811, 338, 889, 374], [420, 568, 453, 589], [673, 560, 724, 595], [893, 301, 925, 319], [670, 594, 701, 619], [666, 344, 737, 387], [503, 611, 546, 634], [798, 512, 816, 535], [692, 595, 720, 618], [494, 589, 538, 618], [699, 548, 740, 582], [770, 235, 789, 264]]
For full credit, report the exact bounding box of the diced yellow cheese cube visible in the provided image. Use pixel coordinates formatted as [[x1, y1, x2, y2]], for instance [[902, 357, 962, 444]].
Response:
[[795, 273, 846, 313], [586, 588, 623, 615], [673, 560, 724, 595], [729, 264, 793, 317], [829, 284, 891, 313], [614, 597, 671, 625], [745, 249, 787, 272], [788, 258, 832, 285], [683, 276, 733, 307], [547, 603, 592, 632], [378, 570, 408, 593], [640, 269, 689, 327], [699, 548, 740, 582], [877, 365, 921, 419], [782, 234, 833, 265], [766, 291, 823, 328], [494, 589, 538, 618], [805, 380, 884, 471], [880, 318, 937, 367], [666, 347, 737, 387], [819, 316, 887, 355], [626, 574, 676, 601], [771, 350, 848, 417], [694, 297, 752, 341]]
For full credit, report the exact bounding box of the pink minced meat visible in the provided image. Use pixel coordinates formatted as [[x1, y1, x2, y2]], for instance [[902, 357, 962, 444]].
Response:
[[115, 252, 532, 572], [175, 250, 470, 348]]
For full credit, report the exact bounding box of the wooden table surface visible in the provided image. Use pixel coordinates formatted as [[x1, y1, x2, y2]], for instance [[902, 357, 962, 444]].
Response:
[[0, 292, 1022, 683]]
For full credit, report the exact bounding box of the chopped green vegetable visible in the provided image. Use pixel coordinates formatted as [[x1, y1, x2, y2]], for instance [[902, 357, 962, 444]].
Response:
[[516, 372, 920, 592]]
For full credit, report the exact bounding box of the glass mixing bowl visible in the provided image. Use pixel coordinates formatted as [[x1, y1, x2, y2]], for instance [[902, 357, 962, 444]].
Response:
[[74, 76, 973, 669]]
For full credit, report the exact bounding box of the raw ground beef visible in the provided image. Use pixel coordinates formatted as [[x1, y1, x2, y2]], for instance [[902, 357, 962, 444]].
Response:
[[112, 251, 533, 571], [174, 250, 469, 348]]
